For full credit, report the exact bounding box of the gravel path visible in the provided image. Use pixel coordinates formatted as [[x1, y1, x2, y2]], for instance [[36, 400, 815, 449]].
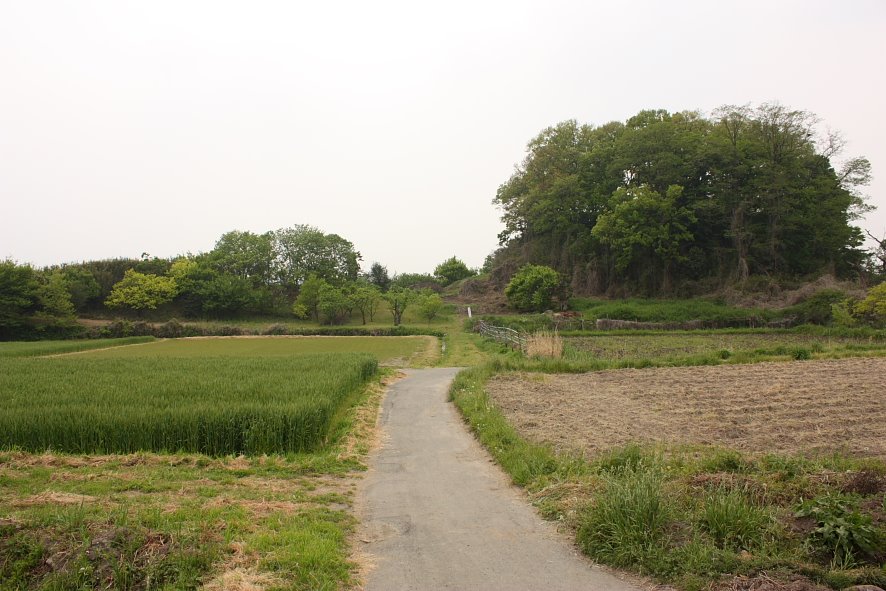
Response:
[[358, 368, 641, 591]]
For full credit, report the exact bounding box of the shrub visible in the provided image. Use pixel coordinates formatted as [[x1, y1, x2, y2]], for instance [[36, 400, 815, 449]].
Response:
[[262, 324, 289, 336], [785, 289, 847, 325], [854, 282, 886, 326], [505, 265, 562, 312], [434, 256, 476, 286]]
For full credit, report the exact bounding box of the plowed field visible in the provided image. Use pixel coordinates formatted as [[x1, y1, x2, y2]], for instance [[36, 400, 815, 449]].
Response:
[[487, 357, 886, 459]]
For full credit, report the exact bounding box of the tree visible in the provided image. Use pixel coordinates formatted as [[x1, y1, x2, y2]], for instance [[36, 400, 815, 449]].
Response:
[[0, 260, 39, 340], [105, 270, 177, 313], [317, 284, 351, 325], [504, 265, 561, 312], [293, 275, 327, 321], [592, 185, 696, 293], [854, 282, 886, 326], [368, 262, 392, 292], [59, 267, 100, 311], [274, 225, 361, 288], [416, 291, 444, 324], [434, 256, 476, 285], [351, 283, 381, 325], [209, 230, 275, 287], [384, 287, 414, 326], [198, 274, 255, 317]]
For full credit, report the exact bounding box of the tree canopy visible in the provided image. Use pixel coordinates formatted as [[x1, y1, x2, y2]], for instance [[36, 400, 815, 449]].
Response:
[[492, 104, 872, 295]]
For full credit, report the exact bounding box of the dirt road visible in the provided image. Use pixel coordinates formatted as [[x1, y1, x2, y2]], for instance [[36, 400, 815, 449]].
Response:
[[358, 368, 640, 591]]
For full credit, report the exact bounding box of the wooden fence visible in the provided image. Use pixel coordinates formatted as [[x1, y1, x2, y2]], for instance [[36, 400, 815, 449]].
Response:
[[475, 320, 526, 352]]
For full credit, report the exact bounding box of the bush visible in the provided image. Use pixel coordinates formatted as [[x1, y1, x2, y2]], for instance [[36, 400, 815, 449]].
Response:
[[784, 289, 847, 325], [505, 264, 562, 312], [855, 282, 886, 326], [434, 257, 476, 286], [262, 323, 289, 335]]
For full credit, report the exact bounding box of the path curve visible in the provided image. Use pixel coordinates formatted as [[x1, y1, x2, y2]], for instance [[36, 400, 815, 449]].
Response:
[[358, 367, 642, 591]]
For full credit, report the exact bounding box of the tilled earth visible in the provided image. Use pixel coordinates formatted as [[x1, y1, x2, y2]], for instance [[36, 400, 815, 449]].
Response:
[[487, 357, 886, 459]]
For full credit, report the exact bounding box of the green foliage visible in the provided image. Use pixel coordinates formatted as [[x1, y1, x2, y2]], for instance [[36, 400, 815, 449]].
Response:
[[505, 264, 561, 312], [416, 291, 445, 324], [593, 185, 696, 292], [105, 270, 177, 312], [492, 105, 870, 294], [294, 274, 328, 321], [831, 300, 859, 327], [198, 273, 255, 317], [274, 225, 361, 288], [855, 282, 886, 325], [784, 289, 848, 325], [317, 284, 351, 325], [59, 267, 100, 310], [207, 229, 275, 287], [796, 494, 881, 566], [0, 260, 39, 340], [384, 286, 414, 326], [368, 262, 391, 292], [350, 283, 381, 325], [0, 353, 377, 455], [434, 256, 476, 285]]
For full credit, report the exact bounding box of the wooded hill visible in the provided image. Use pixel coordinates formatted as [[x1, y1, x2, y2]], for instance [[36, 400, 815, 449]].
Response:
[[490, 104, 874, 296]]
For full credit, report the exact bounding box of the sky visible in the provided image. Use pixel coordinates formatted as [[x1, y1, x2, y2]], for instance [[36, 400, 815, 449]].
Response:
[[1, 0, 884, 274]]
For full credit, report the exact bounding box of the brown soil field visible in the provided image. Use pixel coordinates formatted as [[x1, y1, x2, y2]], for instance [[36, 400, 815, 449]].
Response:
[[487, 357, 886, 459]]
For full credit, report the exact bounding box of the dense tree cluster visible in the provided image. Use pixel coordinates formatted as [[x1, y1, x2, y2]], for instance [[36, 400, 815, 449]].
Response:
[[1, 227, 468, 338], [492, 104, 873, 295]]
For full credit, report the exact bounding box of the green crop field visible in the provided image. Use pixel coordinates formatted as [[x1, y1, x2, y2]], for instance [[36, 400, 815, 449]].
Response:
[[0, 352, 377, 455], [75, 334, 433, 362], [0, 336, 155, 358]]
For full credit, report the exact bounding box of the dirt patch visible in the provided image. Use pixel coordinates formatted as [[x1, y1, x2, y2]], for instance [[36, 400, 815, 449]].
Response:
[[486, 358, 886, 459]]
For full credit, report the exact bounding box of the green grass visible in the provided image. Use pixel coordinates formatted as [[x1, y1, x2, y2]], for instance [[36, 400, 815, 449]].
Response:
[[0, 353, 377, 455], [563, 331, 885, 363], [569, 297, 771, 323], [0, 366, 391, 591], [76, 334, 433, 364], [0, 337, 155, 358]]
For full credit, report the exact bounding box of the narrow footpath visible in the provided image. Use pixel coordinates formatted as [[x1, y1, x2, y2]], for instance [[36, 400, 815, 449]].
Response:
[[358, 368, 642, 591]]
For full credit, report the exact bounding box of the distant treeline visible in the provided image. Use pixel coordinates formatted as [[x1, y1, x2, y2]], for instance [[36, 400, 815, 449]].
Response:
[[0, 224, 477, 339], [490, 104, 877, 295]]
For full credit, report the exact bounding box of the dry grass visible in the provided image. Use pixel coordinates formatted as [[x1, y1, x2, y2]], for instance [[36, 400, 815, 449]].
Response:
[[525, 330, 564, 359], [486, 357, 886, 459]]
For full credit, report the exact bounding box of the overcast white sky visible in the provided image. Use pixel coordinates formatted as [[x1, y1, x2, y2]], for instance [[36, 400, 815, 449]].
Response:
[[1, 0, 884, 274]]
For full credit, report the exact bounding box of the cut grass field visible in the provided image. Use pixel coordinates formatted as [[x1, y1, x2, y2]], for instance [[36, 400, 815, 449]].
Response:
[[456, 326, 886, 590]]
